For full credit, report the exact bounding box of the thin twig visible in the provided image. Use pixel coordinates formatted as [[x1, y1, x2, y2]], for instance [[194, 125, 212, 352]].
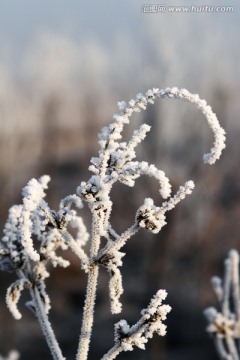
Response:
[[30, 286, 65, 360], [76, 210, 102, 360]]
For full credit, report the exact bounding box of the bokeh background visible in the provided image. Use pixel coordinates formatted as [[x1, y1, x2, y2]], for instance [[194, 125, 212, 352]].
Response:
[[0, 1, 240, 359]]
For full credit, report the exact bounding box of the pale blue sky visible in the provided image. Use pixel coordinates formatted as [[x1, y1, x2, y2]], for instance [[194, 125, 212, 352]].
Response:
[[0, 1, 238, 54], [0, 0, 239, 90]]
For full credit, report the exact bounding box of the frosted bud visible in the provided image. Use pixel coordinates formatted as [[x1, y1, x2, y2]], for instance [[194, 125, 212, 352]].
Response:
[[136, 199, 166, 234], [204, 307, 218, 322]]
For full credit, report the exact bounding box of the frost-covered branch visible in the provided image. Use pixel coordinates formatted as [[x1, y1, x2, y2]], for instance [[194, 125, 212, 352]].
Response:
[[0, 176, 89, 359], [101, 290, 171, 359], [0, 87, 226, 360], [204, 250, 240, 360]]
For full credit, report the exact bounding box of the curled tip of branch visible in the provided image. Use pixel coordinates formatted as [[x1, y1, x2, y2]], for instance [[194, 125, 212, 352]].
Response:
[[6, 279, 30, 320], [114, 87, 226, 167]]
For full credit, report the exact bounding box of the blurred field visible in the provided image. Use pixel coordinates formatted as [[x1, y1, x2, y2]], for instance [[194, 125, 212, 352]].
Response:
[[0, 2, 240, 359]]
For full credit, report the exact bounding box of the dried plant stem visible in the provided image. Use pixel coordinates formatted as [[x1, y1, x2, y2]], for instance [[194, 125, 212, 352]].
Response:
[[76, 265, 99, 360], [76, 210, 102, 360], [30, 287, 65, 360], [100, 344, 122, 360], [0, 87, 226, 360], [214, 336, 231, 360], [225, 333, 239, 360], [205, 250, 240, 359]]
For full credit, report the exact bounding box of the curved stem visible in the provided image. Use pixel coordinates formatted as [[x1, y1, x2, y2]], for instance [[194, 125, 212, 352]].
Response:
[[30, 287, 65, 360]]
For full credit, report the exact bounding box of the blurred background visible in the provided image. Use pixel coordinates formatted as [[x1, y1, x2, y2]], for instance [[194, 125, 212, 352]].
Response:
[[0, 0, 240, 359]]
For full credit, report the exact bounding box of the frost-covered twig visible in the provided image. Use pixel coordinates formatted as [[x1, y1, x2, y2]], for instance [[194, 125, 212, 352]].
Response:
[[75, 87, 225, 359], [76, 208, 103, 360], [204, 250, 240, 360], [0, 177, 88, 359], [30, 285, 65, 360], [101, 290, 171, 359]]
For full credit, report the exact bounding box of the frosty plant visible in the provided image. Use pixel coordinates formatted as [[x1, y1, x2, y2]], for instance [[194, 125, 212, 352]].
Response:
[[204, 250, 240, 360], [0, 87, 226, 359]]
